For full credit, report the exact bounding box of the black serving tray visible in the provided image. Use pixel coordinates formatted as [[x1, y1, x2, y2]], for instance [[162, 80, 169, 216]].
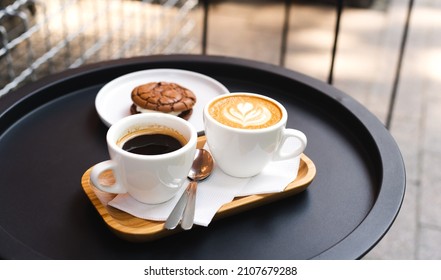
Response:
[[0, 55, 405, 259]]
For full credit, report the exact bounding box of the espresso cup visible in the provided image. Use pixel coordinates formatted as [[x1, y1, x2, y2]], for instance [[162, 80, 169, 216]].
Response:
[[90, 113, 197, 204], [203, 92, 307, 178]]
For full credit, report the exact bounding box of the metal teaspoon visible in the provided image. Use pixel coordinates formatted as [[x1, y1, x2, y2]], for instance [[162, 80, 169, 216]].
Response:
[[164, 149, 214, 230]]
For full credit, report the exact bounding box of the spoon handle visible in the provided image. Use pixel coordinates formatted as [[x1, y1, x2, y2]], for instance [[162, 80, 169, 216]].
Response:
[[164, 185, 190, 230], [181, 181, 198, 230]]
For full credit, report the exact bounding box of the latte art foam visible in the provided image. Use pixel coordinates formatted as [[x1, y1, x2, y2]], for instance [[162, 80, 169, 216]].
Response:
[[209, 95, 282, 129], [223, 102, 272, 127]]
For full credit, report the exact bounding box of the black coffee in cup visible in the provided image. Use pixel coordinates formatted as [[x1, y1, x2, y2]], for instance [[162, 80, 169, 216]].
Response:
[[117, 126, 187, 156], [122, 133, 183, 155]]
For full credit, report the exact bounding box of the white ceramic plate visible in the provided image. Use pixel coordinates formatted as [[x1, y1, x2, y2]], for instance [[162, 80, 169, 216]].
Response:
[[95, 69, 230, 131]]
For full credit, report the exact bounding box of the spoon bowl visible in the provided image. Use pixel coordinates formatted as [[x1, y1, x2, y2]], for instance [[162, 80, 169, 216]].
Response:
[[188, 149, 214, 181]]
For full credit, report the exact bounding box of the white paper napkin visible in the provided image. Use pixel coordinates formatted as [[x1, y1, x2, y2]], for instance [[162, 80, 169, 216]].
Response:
[[103, 152, 300, 227]]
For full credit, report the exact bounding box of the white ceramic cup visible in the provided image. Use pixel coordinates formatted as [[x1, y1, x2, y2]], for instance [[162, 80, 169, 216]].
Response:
[[90, 113, 197, 204], [203, 92, 307, 178]]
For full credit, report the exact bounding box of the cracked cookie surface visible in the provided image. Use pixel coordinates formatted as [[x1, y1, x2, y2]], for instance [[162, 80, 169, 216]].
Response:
[[130, 82, 196, 120]]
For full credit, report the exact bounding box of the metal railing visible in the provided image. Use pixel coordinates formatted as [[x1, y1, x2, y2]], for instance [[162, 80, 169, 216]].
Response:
[[0, 0, 199, 98]]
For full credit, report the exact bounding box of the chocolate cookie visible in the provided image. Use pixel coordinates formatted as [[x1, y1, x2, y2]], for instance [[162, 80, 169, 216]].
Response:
[[130, 82, 197, 120]]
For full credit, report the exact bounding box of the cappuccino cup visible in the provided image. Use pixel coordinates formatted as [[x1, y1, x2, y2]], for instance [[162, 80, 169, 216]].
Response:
[[204, 92, 307, 178], [90, 113, 197, 204]]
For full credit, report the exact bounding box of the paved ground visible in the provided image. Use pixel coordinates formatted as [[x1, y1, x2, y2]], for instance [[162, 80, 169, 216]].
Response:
[[204, 0, 441, 259]]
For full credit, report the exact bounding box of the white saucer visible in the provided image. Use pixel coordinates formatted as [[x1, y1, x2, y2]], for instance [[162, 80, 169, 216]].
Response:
[[95, 69, 230, 131]]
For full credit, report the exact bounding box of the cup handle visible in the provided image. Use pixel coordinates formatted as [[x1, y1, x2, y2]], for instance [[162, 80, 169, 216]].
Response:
[[90, 160, 127, 194], [273, 129, 307, 161]]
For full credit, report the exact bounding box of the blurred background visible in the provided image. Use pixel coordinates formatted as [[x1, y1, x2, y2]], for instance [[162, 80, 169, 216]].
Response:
[[1, 0, 440, 259]]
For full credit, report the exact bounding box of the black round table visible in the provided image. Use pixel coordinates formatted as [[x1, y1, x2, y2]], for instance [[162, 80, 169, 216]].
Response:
[[0, 55, 405, 259]]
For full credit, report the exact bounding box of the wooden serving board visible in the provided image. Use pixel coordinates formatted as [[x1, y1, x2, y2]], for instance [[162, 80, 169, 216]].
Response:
[[81, 137, 316, 242]]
